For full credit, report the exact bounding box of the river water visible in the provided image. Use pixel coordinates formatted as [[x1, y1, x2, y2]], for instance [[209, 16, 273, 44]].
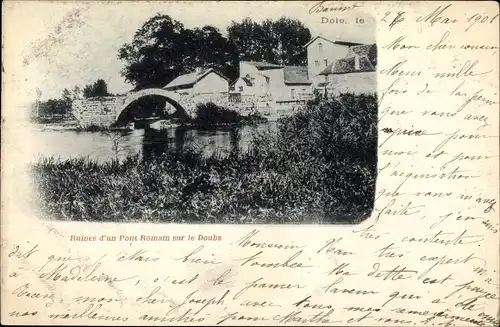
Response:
[[27, 122, 277, 163]]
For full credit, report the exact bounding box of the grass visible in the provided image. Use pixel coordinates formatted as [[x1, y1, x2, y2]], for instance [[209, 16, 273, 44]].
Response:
[[31, 93, 377, 224]]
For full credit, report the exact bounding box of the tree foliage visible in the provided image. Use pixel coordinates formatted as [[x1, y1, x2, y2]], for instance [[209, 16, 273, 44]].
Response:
[[187, 26, 238, 75], [228, 17, 311, 65], [37, 99, 68, 116], [193, 102, 241, 128], [35, 88, 75, 118], [118, 14, 311, 89], [118, 15, 188, 89], [118, 14, 237, 89], [83, 79, 111, 98]]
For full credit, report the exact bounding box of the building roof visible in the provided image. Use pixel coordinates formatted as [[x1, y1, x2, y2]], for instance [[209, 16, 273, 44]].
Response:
[[259, 73, 270, 81], [348, 44, 377, 67], [283, 66, 312, 85], [303, 35, 364, 48], [335, 41, 365, 46], [348, 44, 377, 57], [242, 61, 283, 70], [304, 36, 333, 48], [164, 68, 229, 90], [241, 76, 253, 86], [318, 55, 375, 75], [230, 75, 255, 87]]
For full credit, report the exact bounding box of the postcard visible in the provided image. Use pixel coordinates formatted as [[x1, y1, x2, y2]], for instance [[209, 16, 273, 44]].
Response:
[[1, 1, 499, 325]]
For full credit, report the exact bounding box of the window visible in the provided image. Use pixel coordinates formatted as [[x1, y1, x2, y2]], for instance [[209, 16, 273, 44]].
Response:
[[318, 42, 323, 53], [324, 75, 328, 83], [291, 88, 296, 99], [324, 59, 328, 67], [314, 60, 319, 67], [238, 86, 243, 92]]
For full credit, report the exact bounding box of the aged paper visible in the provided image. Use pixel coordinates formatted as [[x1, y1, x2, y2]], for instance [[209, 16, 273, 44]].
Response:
[[1, 1, 499, 325]]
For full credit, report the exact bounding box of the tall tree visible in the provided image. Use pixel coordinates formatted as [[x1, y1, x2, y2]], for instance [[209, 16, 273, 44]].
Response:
[[267, 17, 311, 65], [228, 17, 311, 65], [227, 18, 268, 62], [184, 26, 238, 79], [118, 14, 189, 89]]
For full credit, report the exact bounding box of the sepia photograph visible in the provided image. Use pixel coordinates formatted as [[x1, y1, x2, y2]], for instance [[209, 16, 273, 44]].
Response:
[[3, 2, 499, 326], [25, 4, 378, 224]]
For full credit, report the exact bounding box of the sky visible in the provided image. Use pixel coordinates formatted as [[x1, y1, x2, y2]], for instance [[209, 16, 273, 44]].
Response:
[[3, 1, 375, 106]]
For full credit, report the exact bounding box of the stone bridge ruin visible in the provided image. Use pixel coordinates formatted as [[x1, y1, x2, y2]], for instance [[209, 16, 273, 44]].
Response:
[[72, 88, 192, 127]]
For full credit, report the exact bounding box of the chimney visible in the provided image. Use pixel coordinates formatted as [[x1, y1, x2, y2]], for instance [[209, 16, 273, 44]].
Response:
[[354, 56, 360, 71]]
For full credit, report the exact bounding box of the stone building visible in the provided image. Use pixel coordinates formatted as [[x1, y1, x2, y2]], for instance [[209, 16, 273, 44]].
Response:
[[229, 61, 312, 102], [318, 43, 377, 96], [304, 36, 363, 89], [164, 68, 230, 102], [304, 35, 377, 95]]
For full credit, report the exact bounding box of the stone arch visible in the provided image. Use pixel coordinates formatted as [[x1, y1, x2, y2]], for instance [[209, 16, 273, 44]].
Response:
[[115, 88, 188, 121]]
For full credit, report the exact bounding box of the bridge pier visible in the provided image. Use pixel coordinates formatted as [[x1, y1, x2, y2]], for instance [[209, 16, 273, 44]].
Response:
[[72, 96, 125, 127]]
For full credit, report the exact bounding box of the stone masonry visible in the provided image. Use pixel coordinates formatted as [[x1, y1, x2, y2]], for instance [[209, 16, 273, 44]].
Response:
[[71, 89, 201, 127], [72, 96, 126, 127], [71, 88, 303, 127]]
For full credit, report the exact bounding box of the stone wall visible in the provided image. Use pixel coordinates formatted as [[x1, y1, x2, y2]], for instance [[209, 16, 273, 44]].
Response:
[[326, 72, 376, 96], [72, 97, 125, 127]]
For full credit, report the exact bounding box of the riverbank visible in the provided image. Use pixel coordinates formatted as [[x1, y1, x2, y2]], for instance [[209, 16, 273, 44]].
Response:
[[31, 120, 134, 132], [31, 94, 378, 223]]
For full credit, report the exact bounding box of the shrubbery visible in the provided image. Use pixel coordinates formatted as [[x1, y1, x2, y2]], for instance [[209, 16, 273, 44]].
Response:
[[192, 102, 241, 128], [250, 93, 377, 220], [185, 102, 267, 128], [31, 94, 377, 223]]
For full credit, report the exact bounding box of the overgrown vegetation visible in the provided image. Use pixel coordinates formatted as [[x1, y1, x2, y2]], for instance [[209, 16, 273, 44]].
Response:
[[183, 102, 267, 128], [31, 94, 377, 224]]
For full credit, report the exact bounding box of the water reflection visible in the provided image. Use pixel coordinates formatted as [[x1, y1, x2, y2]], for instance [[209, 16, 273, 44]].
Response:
[[142, 126, 170, 161], [29, 122, 275, 163], [142, 124, 248, 161]]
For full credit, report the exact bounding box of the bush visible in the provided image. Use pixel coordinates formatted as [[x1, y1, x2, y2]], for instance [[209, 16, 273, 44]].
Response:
[[245, 112, 268, 125], [193, 102, 242, 127]]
